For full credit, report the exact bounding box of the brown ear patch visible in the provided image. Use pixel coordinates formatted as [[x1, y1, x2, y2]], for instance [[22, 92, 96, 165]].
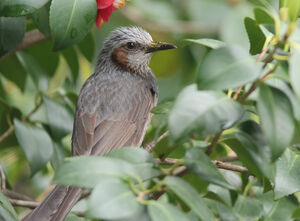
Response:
[[111, 48, 131, 72]]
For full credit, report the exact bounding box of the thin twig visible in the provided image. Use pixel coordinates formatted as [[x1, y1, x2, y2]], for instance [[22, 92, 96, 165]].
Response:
[[158, 157, 247, 173], [205, 132, 222, 155], [144, 131, 169, 153], [232, 86, 243, 100], [0, 96, 43, 144], [0, 29, 48, 61], [239, 63, 278, 104], [120, 7, 218, 35], [9, 199, 39, 209], [0, 165, 6, 190], [215, 155, 238, 162], [213, 160, 248, 173]]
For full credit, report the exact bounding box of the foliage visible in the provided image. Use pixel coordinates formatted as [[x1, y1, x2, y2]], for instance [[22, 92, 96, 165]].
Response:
[[0, 0, 300, 220]]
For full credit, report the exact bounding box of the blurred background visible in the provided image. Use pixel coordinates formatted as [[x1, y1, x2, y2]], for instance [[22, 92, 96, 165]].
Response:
[[0, 0, 278, 216]]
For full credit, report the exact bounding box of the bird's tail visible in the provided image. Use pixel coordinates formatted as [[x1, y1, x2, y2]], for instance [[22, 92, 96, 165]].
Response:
[[22, 185, 82, 221]]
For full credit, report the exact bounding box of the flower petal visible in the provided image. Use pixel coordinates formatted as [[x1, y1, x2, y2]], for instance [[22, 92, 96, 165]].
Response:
[[97, 0, 114, 9], [100, 5, 114, 22]]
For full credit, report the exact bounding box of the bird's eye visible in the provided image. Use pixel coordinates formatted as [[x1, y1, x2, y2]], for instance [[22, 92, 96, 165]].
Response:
[[126, 42, 136, 49]]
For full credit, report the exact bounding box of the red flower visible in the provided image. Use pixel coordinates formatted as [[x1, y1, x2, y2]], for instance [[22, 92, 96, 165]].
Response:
[[95, 0, 126, 28]]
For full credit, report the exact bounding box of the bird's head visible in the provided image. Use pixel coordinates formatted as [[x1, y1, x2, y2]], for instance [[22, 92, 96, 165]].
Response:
[[99, 26, 176, 74]]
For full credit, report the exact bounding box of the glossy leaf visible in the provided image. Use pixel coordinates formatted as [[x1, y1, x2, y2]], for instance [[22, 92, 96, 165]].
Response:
[[233, 195, 263, 220], [254, 7, 274, 24], [286, 0, 300, 21], [0, 16, 25, 57], [184, 148, 233, 189], [169, 85, 244, 142], [266, 78, 300, 121], [43, 96, 74, 140], [289, 49, 300, 101], [106, 147, 157, 164], [224, 121, 274, 179], [257, 84, 294, 161], [151, 101, 173, 114], [244, 17, 266, 55], [164, 176, 214, 221], [77, 32, 95, 62], [16, 51, 48, 88], [0, 192, 18, 221], [49, 0, 97, 50], [107, 147, 160, 180], [25, 40, 59, 78], [62, 47, 79, 81], [147, 201, 190, 221], [181, 38, 225, 49], [0, 54, 27, 91], [87, 178, 141, 219], [274, 149, 300, 199], [32, 2, 51, 37], [54, 156, 140, 188], [14, 119, 53, 174], [0, 0, 48, 17], [257, 191, 297, 220], [197, 46, 260, 89]]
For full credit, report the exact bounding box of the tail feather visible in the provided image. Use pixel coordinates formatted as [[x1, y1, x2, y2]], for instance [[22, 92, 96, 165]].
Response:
[[22, 186, 82, 221]]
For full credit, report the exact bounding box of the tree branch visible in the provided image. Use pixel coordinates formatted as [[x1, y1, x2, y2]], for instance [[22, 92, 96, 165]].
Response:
[[9, 199, 39, 209], [144, 131, 169, 153], [158, 157, 248, 173], [0, 96, 43, 144], [0, 29, 48, 61]]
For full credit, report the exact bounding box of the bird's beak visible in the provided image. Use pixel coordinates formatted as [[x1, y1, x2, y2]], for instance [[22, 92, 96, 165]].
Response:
[[146, 42, 177, 53]]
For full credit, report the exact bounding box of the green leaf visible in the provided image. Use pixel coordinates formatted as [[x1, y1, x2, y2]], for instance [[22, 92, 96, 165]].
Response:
[[87, 178, 142, 220], [32, 2, 51, 37], [43, 96, 74, 140], [164, 176, 214, 221], [286, 0, 300, 21], [257, 84, 294, 161], [50, 142, 66, 171], [151, 100, 173, 114], [184, 148, 233, 189], [16, 51, 48, 89], [106, 147, 157, 164], [254, 7, 274, 24], [244, 17, 266, 55], [25, 40, 59, 78], [0, 55, 27, 91], [289, 49, 300, 102], [0, 17, 25, 57], [169, 85, 244, 142], [257, 191, 297, 220], [14, 119, 53, 174], [224, 121, 275, 179], [65, 214, 85, 221], [0, 0, 49, 17], [106, 147, 160, 180], [77, 32, 94, 62], [49, 0, 97, 50], [147, 201, 190, 221], [266, 78, 300, 121], [0, 192, 18, 221], [54, 156, 140, 188], [233, 195, 263, 221], [274, 148, 300, 199], [62, 47, 79, 81], [181, 38, 225, 49], [197, 46, 260, 89]]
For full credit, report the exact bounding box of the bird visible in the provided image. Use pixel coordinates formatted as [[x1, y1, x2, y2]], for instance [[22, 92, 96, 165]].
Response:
[[22, 26, 176, 221]]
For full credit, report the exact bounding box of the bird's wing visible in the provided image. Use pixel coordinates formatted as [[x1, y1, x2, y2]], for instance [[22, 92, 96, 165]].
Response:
[[72, 84, 156, 156]]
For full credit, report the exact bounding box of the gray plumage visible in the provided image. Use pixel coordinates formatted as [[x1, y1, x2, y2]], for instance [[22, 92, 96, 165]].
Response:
[[22, 26, 175, 221]]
